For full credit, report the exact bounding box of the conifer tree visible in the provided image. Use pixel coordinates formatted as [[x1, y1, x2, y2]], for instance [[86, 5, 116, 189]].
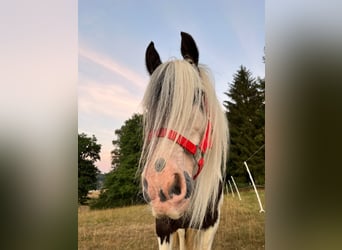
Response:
[[224, 66, 265, 185]]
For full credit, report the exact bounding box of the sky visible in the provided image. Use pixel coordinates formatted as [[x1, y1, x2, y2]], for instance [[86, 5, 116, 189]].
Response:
[[78, 0, 265, 173]]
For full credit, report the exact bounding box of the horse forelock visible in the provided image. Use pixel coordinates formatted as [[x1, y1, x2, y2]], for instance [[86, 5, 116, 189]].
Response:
[[141, 60, 205, 161]]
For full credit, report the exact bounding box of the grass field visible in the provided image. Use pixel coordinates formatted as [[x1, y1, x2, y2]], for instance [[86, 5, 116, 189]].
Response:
[[78, 189, 265, 249]]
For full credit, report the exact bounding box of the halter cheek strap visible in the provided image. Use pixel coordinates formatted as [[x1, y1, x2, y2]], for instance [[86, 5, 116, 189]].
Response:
[[194, 120, 211, 179], [148, 120, 212, 180]]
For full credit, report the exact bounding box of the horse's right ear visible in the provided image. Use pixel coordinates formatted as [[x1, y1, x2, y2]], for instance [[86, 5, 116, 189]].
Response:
[[145, 42, 162, 75]]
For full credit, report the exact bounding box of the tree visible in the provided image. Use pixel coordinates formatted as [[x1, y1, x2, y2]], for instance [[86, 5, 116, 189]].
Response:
[[224, 65, 265, 185], [91, 114, 143, 208], [78, 133, 101, 204]]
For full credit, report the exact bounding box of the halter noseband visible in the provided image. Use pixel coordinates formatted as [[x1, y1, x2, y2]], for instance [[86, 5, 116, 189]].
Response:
[[148, 120, 212, 180]]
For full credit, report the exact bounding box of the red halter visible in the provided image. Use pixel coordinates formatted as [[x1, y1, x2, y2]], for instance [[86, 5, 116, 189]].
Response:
[[148, 120, 212, 180]]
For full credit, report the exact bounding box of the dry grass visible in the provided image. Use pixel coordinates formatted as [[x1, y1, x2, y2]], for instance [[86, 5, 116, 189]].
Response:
[[78, 189, 265, 249]]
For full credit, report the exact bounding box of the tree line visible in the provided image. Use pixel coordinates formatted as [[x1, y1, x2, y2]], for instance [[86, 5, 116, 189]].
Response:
[[78, 65, 265, 207]]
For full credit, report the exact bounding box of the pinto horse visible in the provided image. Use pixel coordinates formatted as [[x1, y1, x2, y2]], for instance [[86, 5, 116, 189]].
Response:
[[140, 32, 229, 250]]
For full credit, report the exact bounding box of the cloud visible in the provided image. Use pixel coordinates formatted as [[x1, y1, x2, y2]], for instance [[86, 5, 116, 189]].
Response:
[[78, 46, 149, 173], [78, 45, 147, 119], [79, 46, 147, 90], [78, 78, 143, 119]]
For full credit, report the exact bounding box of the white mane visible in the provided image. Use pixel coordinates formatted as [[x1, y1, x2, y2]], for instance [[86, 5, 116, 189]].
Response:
[[140, 59, 229, 229]]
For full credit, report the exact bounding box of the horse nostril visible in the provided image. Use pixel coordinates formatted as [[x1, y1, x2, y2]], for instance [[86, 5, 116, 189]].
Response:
[[143, 178, 148, 190], [159, 189, 167, 202], [143, 190, 151, 203], [143, 178, 151, 203], [184, 171, 193, 199], [168, 173, 182, 198]]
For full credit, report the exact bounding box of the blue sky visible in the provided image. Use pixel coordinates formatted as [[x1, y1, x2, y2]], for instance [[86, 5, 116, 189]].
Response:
[[78, 0, 265, 173]]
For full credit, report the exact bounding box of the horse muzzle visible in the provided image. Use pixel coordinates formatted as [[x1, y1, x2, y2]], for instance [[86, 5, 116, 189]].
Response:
[[142, 158, 193, 219]]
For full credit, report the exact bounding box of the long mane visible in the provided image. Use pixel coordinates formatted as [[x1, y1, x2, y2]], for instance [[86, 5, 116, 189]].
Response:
[[140, 59, 229, 229]]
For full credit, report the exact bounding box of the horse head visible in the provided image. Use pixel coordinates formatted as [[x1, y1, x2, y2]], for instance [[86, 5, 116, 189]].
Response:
[[141, 32, 212, 220]]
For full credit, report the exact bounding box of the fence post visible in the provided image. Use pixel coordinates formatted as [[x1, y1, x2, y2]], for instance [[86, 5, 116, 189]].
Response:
[[244, 161, 265, 212], [228, 180, 235, 197], [231, 176, 242, 201]]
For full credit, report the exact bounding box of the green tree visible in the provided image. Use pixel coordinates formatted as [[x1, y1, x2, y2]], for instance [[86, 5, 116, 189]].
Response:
[[92, 114, 143, 208], [78, 133, 101, 204], [224, 66, 265, 185]]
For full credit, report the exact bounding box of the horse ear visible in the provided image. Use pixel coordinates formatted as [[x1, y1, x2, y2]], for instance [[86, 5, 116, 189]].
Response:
[[180, 32, 199, 66], [145, 42, 162, 75]]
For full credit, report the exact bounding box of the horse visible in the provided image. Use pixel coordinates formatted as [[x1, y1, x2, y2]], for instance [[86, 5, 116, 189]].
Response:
[[140, 32, 229, 250]]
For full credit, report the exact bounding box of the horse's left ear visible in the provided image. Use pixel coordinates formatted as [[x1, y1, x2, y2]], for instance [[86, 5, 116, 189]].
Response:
[[180, 32, 199, 66]]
